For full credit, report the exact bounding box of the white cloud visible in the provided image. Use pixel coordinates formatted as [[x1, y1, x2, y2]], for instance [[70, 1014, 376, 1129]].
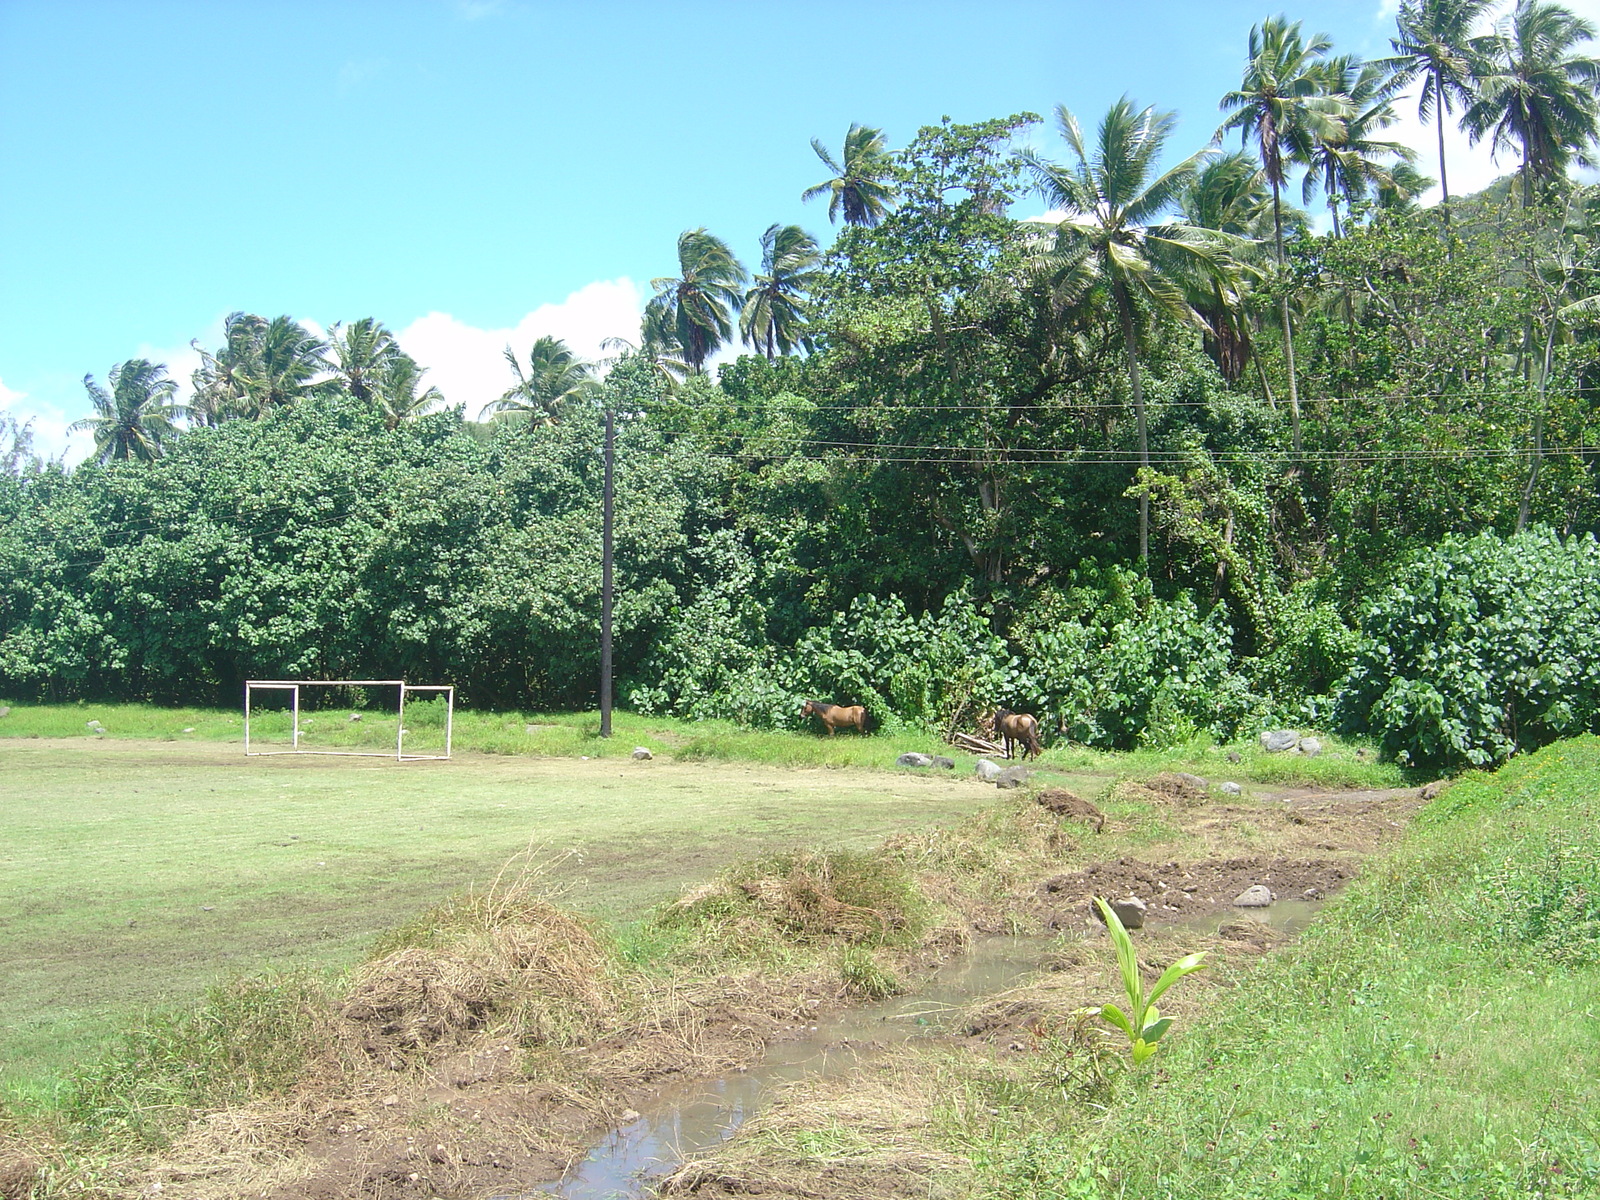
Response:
[[395, 278, 644, 417], [0, 375, 95, 465]]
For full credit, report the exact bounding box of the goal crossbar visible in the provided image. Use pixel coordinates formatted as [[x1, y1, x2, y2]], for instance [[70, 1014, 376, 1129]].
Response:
[[244, 680, 455, 760]]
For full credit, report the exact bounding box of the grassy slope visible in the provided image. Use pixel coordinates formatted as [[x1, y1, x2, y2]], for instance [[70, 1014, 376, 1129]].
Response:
[[987, 737, 1600, 1199]]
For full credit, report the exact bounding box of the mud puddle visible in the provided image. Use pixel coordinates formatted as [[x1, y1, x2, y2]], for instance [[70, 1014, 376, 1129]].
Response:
[[521, 899, 1320, 1199]]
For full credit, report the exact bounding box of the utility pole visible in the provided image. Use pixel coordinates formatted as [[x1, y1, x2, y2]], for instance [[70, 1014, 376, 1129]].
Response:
[[599, 405, 615, 738]]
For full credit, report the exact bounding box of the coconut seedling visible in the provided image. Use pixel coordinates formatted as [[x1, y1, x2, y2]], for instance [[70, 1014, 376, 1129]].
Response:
[[1092, 896, 1207, 1064]]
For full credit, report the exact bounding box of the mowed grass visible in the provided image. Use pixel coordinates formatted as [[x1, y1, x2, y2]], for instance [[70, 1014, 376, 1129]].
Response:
[[0, 736, 1000, 1105]]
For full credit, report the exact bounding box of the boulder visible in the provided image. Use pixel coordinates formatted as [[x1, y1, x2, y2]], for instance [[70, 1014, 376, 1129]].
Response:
[[1093, 896, 1148, 930], [1233, 885, 1274, 907], [896, 752, 934, 768], [1259, 730, 1299, 753], [1226, 750, 1242, 763], [975, 759, 1003, 781], [930, 756, 956, 770], [1298, 737, 1323, 757], [349, 713, 363, 723], [631, 746, 653, 761], [85, 720, 101, 730], [995, 765, 1031, 789], [1219, 781, 1243, 796], [0, 706, 10, 718]]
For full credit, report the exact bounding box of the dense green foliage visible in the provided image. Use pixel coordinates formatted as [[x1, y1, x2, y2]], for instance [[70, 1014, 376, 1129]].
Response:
[[6, 5, 1600, 765]]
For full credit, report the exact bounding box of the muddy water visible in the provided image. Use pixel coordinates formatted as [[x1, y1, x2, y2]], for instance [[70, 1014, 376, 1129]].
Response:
[[521, 900, 1321, 1199]]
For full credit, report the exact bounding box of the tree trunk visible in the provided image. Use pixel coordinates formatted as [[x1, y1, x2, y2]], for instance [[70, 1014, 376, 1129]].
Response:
[[1436, 73, 1452, 242], [1516, 311, 1560, 532], [1272, 177, 1302, 456], [1115, 283, 1149, 564]]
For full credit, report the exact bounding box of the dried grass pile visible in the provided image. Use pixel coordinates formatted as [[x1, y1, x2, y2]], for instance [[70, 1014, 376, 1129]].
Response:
[[665, 850, 925, 948], [344, 868, 611, 1051]]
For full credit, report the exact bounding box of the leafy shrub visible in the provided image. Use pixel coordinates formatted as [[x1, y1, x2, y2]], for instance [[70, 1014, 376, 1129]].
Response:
[[1335, 528, 1600, 769], [1015, 566, 1259, 749]]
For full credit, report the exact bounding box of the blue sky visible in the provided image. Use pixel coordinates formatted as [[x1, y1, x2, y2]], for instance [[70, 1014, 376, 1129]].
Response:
[[3, 0, 1596, 459]]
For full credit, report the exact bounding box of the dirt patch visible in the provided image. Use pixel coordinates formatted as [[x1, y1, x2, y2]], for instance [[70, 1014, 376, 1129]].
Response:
[[1036, 855, 1351, 927], [0, 1157, 39, 1200], [1034, 788, 1106, 832]]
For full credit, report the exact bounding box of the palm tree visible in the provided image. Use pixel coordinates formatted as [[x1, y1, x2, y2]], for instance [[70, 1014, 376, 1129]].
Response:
[[190, 312, 325, 420], [803, 124, 897, 227], [374, 353, 443, 430], [482, 336, 594, 426], [1464, 0, 1600, 208], [1375, 161, 1437, 214], [1383, 0, 1495, 236], [190, 311, 267, 424], [1024, 99, 1237, 562], [325, 317, 399, 402], [1219, 15, 1348, 453], [1181, 152, 1275, 384], [644, 229, 747, 375], [71, 359, 184, 464], [1304, 56, 1418, 236], [740, 224, 822, 358]]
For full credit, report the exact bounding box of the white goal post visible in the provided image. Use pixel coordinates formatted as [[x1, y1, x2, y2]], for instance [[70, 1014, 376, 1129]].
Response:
[[244, 679, 455, 760]]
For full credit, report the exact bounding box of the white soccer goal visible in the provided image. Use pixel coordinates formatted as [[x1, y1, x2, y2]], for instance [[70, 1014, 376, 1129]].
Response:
[[244, 679, 455, 760]]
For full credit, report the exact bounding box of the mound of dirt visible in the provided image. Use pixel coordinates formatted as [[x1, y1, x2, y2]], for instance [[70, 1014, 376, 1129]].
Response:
[[1034, 788, 1106, 831], [1122, 772, 1210, 805], [342, 948, 498, 1049]]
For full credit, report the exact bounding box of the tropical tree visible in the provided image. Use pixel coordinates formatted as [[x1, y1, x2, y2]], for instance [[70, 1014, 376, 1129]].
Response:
[[803, 124, 898, 227], [1024, 99, 1237, 562], [325, 317, 400, 402], [1383, 0, 1495, 234], [482, 336, 594, 425], [1465, 0, 1600, 208], [1304, 56, 1419, 235], [1219, 15, 1349, 453], [374, 353, 444, 430], [740, 223, 822, 358], [644, 229, 747, 375], [70, 359, 185, 464], [190, 312, 326, 420], [1181, 151, 1274, 383]]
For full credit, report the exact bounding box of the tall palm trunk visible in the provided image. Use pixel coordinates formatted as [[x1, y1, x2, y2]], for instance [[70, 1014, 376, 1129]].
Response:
[[1435, 73, 1453, 239], [1115, 282, 1150, 563], [1271, 178, 1303, 455]]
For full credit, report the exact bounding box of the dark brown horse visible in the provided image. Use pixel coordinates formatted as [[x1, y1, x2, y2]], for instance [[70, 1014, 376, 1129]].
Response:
[[993, 707, 1042, 760], [802, 700, 872, 736]]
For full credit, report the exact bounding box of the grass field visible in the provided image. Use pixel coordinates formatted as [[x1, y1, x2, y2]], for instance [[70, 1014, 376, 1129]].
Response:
[[0, 736, 1013, 1104]]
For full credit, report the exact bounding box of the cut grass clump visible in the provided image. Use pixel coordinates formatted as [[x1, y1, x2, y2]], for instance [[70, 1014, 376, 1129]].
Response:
[[659, 848, 929, 951], [60, 973, 329, 1149], [838, 947, 902, 1000], [351, 863, 611, 1051]]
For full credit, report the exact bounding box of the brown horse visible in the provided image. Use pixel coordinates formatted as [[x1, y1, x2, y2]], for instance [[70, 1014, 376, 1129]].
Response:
[[993, 707, 1042, 761], [802, 700, 872, 736]]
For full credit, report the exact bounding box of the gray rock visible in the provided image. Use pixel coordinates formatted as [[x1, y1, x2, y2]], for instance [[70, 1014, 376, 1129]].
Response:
[[1093, 896, 1148, 930], [1260, 729, 1300, 753], [1219, 781, 1243, 796], [897, 752, 934, 768], [86, 720, 103, 730], [995, 765, 1031, 789], [1233, 885, 1275, 907], [1298, 737, 1323, 757], [975, 759, 1003, 781], [182, 726, 195, 734], [1302, 887, 1323, 900], [0, 706, 10, 718], [1226, 750, 1242, 763], [930, 756, 956, 770], [631, 746, 653, 761], [1174, 772, 1209, 790], [349, 713, 363, 723]]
